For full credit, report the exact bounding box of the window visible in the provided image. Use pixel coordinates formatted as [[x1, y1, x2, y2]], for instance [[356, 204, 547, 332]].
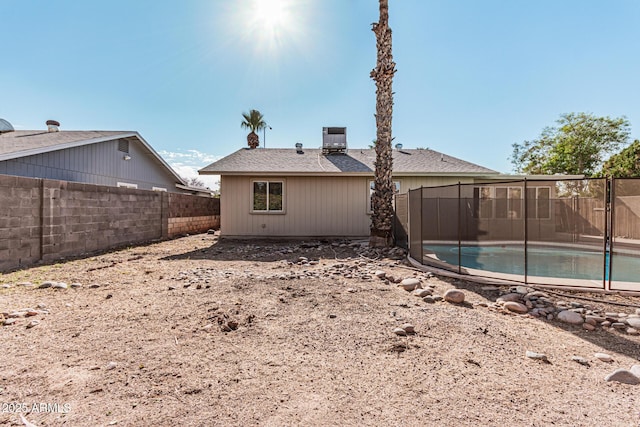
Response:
[[368, 180, 401, 213], [474, 187, 493, 218], [474, 186, 550, 219], [526, 187, 550, 219], [252, 180, 284, 212], [152, 187, 167, 192]]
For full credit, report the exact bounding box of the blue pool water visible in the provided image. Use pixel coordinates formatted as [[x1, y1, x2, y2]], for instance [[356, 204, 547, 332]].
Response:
[[424, 244, 640, 283]]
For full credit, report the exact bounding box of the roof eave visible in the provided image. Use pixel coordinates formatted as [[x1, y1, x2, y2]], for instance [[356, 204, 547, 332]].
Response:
[[133, 132, 187, 186], [202, 171, 499, 177]]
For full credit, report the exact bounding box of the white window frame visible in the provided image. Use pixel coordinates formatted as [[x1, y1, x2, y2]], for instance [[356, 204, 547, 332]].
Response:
[[526, 186, 551, 219], [251, 179, 285, 214], [117, 182, 138, 189], [368, 179, 401, 214]]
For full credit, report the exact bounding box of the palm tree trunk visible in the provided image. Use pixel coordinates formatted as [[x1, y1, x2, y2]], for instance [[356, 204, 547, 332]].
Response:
[[369, 0, 396, 248]]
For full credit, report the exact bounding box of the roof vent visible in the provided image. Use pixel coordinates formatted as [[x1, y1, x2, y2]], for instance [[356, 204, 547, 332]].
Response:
[[46, 119, 60, 132], [322, 127, 347, 154], [295, 142, 303, 154], [0, 118, 15, 134], [395, 143, 403, 150]]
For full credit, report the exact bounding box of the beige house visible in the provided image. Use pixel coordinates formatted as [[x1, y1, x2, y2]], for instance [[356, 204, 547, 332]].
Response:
[[199, 145, 498, 239]]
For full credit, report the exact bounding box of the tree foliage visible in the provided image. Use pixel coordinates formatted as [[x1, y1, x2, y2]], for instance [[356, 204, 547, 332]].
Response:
[[510, 113, 631, 176], [241, 109, 266, 149], [241, 109, 266, 133], [599, 139, 640, 178], [188, 177, 207, 188]]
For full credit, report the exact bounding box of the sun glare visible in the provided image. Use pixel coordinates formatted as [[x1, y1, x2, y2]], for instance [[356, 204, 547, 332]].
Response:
[[254, 0, 290, 32], [228, 0, 310, 57]]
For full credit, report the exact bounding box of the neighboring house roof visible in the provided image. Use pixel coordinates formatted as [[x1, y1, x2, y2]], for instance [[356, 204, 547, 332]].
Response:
[[199, 148, 498, 176], [0, 130, 186, 185]]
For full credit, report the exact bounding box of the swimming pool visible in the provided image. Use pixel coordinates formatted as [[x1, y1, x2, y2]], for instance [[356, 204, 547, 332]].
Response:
[[423, 243, 640, 283]]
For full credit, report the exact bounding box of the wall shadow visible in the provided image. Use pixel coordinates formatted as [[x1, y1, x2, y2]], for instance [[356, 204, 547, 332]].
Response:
[[160, 238, 367, 263], [448, 277, 640, 362]]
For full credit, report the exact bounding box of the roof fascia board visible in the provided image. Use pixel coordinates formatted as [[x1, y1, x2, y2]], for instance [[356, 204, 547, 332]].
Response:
[[480, 174, 586, 180], [202, 171, 498, 177]]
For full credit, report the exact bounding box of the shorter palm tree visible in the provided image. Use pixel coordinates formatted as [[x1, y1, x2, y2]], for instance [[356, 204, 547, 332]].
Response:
[[241, 110, 267, 149]]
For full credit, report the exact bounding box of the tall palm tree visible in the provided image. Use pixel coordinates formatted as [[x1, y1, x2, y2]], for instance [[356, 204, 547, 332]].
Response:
[[241, 110, 266, 149], [369, 0, 396, 247]]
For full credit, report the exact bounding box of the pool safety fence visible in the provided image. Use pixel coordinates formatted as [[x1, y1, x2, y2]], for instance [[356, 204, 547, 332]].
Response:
[[395, 178, 640, 292]]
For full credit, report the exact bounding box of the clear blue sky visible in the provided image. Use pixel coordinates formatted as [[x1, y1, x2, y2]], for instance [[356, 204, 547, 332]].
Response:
[[2, 0, 640, 187]]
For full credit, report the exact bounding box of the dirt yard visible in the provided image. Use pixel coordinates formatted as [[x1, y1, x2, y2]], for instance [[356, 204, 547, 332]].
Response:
[[1, 233, 639, 427]]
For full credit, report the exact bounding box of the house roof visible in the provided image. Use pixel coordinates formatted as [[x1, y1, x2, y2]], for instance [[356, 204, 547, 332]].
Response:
[[199, 148, 498, 176], [0, 130, 186, 185]]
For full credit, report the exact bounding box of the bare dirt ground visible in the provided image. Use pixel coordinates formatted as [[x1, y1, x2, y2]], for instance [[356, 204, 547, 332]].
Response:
[[1, 233, 640, 427]]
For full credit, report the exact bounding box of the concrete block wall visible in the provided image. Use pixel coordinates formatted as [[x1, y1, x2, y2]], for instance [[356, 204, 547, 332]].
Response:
[[168, 215, 220, 237], [167, 194, 220, 237], [0, 174, 220, 272], [0, 175, 42, 270], [40, 180, 164, 262], [168, 193, 220, 217]]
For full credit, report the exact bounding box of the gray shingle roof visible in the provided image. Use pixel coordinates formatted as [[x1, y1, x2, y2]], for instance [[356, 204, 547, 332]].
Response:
[[0, 130, 132, 159], [199, 148, 497, 176], [0, 130, 186, 185]]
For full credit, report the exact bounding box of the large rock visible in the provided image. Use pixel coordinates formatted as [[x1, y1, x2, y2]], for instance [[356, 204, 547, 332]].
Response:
[[525, 291, 550, 299], [503, 301, 528, 314], [393, 327, 407, 336], [604, 369, 640, 385], [626, 317, 640, 329], [585, 315, 605, 324], [526, 350, 548, 362], [557, 310, 584, 325], [399, 278, 421, 291], [595, 353, 614, 362], [443, 289, 465, 304], [413, 288, 433, 298], [496, 293, 522, 303], [401, 323, 415, 334]]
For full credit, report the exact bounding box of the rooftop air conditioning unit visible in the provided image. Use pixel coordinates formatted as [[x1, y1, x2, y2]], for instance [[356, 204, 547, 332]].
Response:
[[322, 127, 347, 154]]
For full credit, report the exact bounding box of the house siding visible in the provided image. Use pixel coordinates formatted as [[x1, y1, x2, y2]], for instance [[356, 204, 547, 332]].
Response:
[[220, 175, 478, 238], [0, 138, 179, 192]]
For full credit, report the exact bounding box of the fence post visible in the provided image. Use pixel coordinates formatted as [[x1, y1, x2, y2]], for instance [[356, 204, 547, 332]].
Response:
[[524, 178, 528, 284], [457, 182, 461, 274], [605, 178, 613, 290], [39, 178, 44, 261], [420, 186, 424, 265], [161, 192, 169, 239]]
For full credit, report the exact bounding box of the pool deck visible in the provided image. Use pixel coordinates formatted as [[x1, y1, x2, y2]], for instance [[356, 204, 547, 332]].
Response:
[[410, 255, 640, 295]]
